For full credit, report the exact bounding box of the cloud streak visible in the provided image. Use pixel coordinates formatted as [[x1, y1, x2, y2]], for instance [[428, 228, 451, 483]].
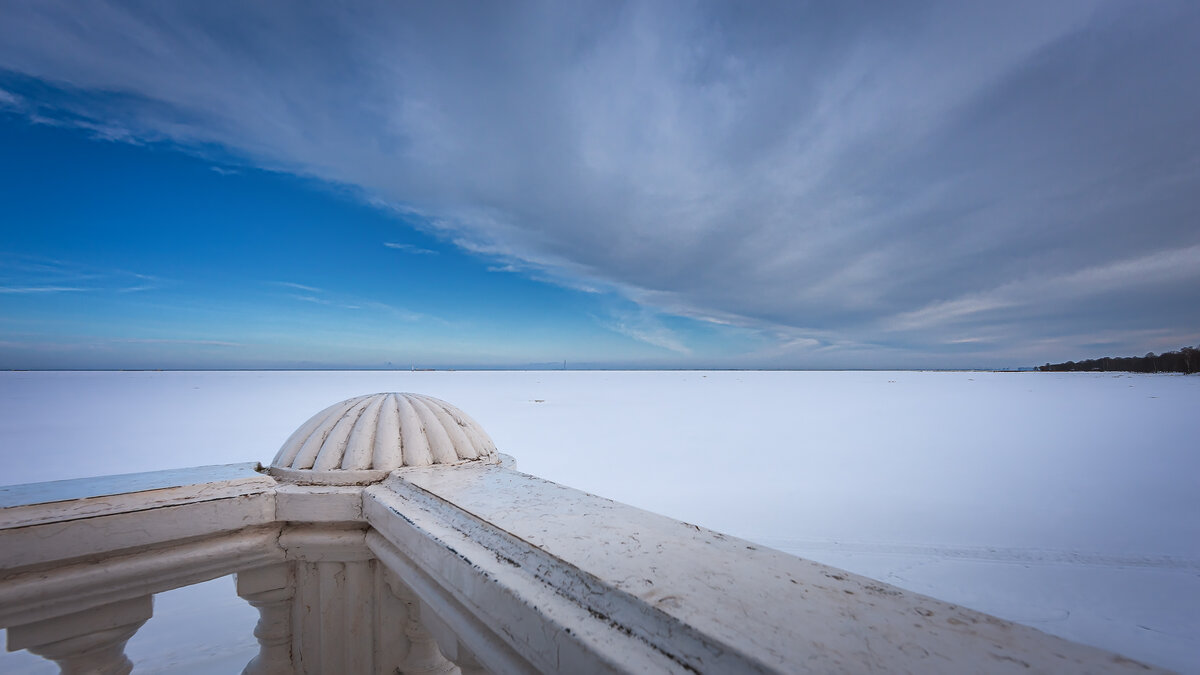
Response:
[[887, 245, 1200, 333], [600, 308, 692, 355], [271, 281, 323, 293], [270, 281, 428, 321], [111, 338, 242, 347], [0, 285, 89, 294], [0, 255, 161, 295], [383, 242, 436, 255], [1, 1, 1197, 363]]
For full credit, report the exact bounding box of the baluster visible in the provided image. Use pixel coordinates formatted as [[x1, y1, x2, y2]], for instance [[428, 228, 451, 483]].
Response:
[[416, 602, 485, 675], [400, 612, 460, 675], [379, 568, 458, 675], [237, 563, 296, 675], [6, 595, 152, 675], [453, 645, 488, 675]]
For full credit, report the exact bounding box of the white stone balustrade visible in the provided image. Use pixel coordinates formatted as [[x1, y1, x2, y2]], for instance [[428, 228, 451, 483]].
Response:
[[237, 564, 295, 675], [6, 596, 152, 675], [0, 393, 1171, 673]]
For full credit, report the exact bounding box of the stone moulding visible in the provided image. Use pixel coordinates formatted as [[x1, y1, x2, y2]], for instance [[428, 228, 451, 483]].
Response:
[[0, 393, 1170, 674], [269, 393, 499, 485]]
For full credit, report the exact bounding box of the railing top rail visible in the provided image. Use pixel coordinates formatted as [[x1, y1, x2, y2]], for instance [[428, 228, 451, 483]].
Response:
[[373, 464, 1162, 674], [0, 462, 264, 510]]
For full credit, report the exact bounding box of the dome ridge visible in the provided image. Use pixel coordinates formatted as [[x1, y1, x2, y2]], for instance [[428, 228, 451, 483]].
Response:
[[269, 392, 498, 484]]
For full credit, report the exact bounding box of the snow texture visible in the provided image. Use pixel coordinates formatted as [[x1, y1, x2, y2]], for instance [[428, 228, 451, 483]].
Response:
[[1, 370, 1196, 673]]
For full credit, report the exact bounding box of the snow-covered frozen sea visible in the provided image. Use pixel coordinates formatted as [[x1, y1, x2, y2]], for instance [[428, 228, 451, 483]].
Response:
[[1, 370, 1197, 673]]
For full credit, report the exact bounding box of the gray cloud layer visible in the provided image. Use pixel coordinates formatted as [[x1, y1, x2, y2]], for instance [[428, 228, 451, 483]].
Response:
[[2, 1, 1198, 364]]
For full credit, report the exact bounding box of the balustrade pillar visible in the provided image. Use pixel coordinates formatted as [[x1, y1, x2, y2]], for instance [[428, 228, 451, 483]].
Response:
[[6, 596, 152, 675], [236, 563, 295, 675]]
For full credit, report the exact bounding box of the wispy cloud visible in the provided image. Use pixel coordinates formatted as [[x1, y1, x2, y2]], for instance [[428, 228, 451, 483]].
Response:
[[0, 255, 160, 295], [601, 309, 692, 355], [1, 3, 1197, 363], [886, 245, 1200, 332], [359, 300, 429, 323], [383, 242, 436, 255], [290, 294, 332, 306], [286, 294, 362, 311], [272, 281, 427, 320], [0, 285, 89, 294], [271, 281, 323, 293], [110, 338, 242, 347], [27, 111, 141, 143]]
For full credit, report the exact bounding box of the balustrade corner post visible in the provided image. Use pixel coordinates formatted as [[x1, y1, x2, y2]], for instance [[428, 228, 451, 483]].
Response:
[[236, 563, 296, 675], [5, 595, 152, 675]]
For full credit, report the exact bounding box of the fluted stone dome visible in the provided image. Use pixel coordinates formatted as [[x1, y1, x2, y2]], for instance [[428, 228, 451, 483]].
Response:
[[269, 393, 499, 484]]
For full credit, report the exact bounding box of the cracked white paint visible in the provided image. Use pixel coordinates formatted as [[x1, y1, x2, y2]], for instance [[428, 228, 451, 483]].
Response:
[[376, 466, 1165, 674]]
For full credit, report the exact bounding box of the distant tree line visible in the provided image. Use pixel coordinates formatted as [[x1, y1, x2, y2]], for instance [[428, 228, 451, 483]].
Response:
[[1039, 346, 1199, 373]]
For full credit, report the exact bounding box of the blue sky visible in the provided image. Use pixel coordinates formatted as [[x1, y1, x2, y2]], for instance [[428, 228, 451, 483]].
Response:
[[0, 107, 749, 369], [1, 1, 1198, 369]]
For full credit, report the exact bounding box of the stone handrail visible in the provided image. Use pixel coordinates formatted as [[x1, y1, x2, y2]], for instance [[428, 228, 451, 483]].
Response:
[[0, 394, 1170, 674]]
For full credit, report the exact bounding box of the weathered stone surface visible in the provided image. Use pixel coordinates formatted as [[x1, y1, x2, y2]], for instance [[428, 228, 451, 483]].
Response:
[[275, 484, 364, 523], [7, 596, 153, 675], [269, 393, 499, 485], [0, 463, 272, 528], [373, 464, 1166, 674]]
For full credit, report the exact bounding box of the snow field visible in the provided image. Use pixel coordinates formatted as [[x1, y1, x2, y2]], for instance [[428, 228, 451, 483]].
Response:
[[0, 370, 1196, 672]]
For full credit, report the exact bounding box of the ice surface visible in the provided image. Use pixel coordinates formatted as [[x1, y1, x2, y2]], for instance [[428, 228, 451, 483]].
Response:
[[1, 370, 1197, 672]]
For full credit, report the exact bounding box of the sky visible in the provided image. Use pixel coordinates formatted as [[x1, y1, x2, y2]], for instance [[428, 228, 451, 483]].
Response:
[[0, 1, 1198, 370]]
